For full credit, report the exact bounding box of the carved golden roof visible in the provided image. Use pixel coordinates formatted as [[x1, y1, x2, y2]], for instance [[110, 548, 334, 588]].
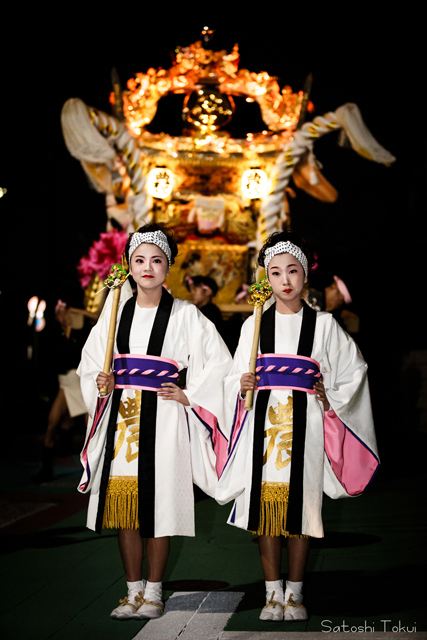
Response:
[[115, 39, 312, 141]]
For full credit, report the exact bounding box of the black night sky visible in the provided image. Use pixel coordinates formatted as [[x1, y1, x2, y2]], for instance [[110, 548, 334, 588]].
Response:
[[1, 13, 424, 466]]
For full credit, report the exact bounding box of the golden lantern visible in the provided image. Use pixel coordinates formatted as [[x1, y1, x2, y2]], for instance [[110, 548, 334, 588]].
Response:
[[241, 169, 269, 199], [146, 167, 175, 199]]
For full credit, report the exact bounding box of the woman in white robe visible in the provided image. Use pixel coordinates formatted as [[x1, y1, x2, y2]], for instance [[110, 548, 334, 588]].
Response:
[[216, 231, 379, 623], [78, 224, 231, 621]]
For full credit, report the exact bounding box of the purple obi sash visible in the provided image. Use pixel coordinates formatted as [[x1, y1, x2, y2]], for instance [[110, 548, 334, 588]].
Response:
[[113, 354, 180, 392], [256, 353, 321, 393]]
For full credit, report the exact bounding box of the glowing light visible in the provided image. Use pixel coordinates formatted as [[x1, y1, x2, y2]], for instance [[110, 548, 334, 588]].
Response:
[[146, 167, 175, 199], [0, 187, 7, 198], [241, 169, 269, 199], [35, 317, 46, 332], [28, 297, 46, 329], [183, 86, 234, 132], [28, 296, 39, 314], [36, 300, 46, 317]]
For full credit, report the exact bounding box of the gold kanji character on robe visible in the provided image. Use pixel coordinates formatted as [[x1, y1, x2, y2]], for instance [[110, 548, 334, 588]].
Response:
[[113, 391, 142, 463], [263, 397, 293, 470]]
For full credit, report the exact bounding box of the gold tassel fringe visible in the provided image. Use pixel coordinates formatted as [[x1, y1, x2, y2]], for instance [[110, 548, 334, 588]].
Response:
[[252, 482, 309, 538], [102, 476, 139, 529]]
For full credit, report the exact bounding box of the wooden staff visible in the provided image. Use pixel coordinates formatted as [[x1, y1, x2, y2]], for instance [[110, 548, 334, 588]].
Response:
[[244, 277, 272, 411], [99, 262, 129, 396]]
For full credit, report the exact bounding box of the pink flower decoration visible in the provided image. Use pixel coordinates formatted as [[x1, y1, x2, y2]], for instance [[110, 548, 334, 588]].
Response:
[[77, 229, 128, 289]]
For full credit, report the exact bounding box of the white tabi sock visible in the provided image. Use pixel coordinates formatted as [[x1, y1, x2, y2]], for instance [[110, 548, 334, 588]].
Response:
[[285, 580, 303, 602], [265, 579, 284, 603], [145, 580, 162, 602], [127, 580, 145, 595]]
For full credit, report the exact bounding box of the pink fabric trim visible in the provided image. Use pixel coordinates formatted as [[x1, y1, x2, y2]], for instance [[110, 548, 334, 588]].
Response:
[[116, 370, 178, 379], [115, 353, 179, 368], [324, 410, 378, 495], [258, 353, 321, 367], [228, 397, 247, 458], [257, 385, 316, 394], [115, 384, 161, 392], [214, 432, 228, 477], [192, 406, 228, 477], [334, 275, 352, 304], [193, 406, 217, 430], [79, 395, 109, 491]]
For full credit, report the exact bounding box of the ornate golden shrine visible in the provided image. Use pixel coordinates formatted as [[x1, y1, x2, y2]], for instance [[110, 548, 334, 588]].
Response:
[[61, 33, 394, 306]]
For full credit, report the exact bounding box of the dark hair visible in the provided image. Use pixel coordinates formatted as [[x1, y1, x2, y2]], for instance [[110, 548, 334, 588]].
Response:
[[188, 275, 219, 297], [125, 223, 178, 266], [258, 230, 314, 271]]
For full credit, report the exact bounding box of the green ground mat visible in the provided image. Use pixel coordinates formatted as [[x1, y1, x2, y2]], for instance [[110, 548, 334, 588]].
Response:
[[1, 461, 426, 640]]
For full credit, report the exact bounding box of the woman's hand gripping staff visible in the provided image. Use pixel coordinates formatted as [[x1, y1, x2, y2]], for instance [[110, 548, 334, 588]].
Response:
[[244, 278, 273, 410], [97, 261, 130, 397]]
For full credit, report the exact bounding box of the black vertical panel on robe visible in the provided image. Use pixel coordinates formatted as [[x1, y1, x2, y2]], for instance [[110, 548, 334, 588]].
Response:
[[247, 303, 275, 532], [286, 301, 316, 534], [95, 289, 174, 536], [138, 289, 173, 537], [247, 300, 316, 535]]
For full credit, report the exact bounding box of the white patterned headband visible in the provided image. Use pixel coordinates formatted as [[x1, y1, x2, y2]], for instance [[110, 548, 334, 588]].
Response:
[[264, 241, 308, 276], [128, 230, 172, 267]]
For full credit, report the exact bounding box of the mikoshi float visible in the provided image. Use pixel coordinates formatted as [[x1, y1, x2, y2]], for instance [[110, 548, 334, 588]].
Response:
[[61, 34, 395, 309]]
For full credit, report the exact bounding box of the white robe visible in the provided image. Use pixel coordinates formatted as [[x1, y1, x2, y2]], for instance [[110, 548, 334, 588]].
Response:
[[77, 285, 232, 536], [216, 308, 378, 538]]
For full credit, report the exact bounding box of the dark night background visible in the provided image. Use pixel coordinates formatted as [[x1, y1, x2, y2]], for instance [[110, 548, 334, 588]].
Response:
[[0, 13, 424, 474]]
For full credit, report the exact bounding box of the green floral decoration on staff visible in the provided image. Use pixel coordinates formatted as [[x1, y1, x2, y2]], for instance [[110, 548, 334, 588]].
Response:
[[98, 253, 130, 294], [103, 263, 129, 289], [248, 277, 273, 307]]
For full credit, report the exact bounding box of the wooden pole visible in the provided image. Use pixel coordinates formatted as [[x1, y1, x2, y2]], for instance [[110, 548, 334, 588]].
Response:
[[244, 305, 263, 411], [99, 287, 121, 396]]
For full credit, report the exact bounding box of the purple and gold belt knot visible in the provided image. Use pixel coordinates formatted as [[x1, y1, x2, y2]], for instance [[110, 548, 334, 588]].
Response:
[[255, 353, 322, 393], [113, 354, 180, 392]]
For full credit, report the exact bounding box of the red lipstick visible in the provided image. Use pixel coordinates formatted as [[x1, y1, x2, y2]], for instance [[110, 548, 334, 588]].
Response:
[[284, 288, 292, 293], [143, 275, 154, 279]]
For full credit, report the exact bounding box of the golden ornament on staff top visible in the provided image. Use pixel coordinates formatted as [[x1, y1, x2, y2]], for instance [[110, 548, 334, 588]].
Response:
[[100, 255, 130, 396], [103, 260, 130, 290], [248, 277, 273, 307], [245, 277, 273, 411]]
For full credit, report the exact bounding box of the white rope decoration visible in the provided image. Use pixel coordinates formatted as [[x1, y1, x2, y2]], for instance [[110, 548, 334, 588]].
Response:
[[89, 107, 153, 229], [264, 241, 308, 275], [128, 230, 172, 266], [60, 98, 153, 231], [257, 103, 395, 249], [257, 111, 339, 248]]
